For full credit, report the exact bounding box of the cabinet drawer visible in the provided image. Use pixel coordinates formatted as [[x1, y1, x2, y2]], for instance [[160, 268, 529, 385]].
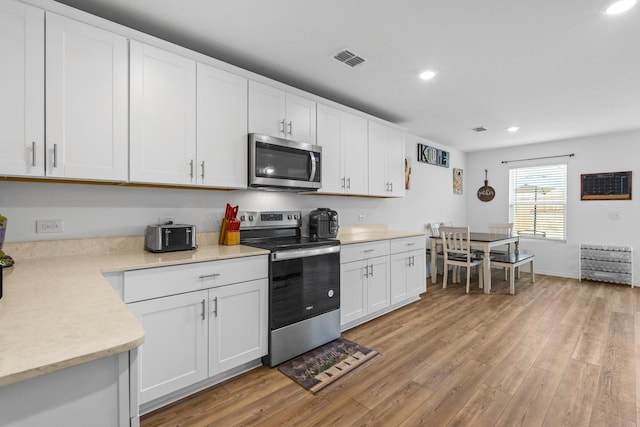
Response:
[[341, 240, 390, 264], [390, 235, 426, 254], [124, 255, 267, 303]]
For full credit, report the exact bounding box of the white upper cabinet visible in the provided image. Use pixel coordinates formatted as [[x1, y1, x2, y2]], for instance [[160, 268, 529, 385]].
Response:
[[368, 121, 406, 197], [0, 0, 44, 177], [130, 41, 197, 185], [46, 13, 128, 181], [196, 63, 248, 188], [316, 103, 368, 195], [248, 80, 316, 144]]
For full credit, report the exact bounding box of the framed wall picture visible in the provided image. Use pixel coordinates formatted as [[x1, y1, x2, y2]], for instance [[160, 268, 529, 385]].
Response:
[[580, 171, 632, 200], [453, 168, 463, 194]]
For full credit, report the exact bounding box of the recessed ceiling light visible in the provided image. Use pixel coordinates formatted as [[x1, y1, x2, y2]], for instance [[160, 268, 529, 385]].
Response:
[[506, 126, 520, 133], [419, 70, 437, 80], [605, 0, 637, 15]]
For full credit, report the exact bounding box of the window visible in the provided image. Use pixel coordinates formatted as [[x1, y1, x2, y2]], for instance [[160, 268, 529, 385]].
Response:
[[509, 164, 567, 240]]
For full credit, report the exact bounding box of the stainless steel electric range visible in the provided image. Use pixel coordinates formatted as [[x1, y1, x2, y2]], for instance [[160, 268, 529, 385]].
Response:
[[239, 210, 341, 367]]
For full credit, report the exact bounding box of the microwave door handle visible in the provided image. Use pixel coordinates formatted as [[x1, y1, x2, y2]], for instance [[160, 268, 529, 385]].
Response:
[[309, 152, 317, 182]]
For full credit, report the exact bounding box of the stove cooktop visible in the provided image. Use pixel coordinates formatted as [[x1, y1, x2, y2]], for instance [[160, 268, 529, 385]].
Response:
[[241, 236, 340, 252]]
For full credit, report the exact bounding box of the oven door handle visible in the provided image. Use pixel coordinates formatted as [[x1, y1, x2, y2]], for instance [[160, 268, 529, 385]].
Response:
[[271, 245, 340, 261]]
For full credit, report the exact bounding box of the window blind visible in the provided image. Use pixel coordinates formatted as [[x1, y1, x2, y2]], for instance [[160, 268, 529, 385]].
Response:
[[509, 164, 567, 240]]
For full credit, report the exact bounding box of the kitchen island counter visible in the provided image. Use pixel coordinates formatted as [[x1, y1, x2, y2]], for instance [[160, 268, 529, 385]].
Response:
[[0, 238, 268, 388]]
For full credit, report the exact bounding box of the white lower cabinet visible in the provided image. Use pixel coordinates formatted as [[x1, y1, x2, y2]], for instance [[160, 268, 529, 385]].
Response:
[[390, 236, 427, 304], [128, 290, 209, 405], [208, 279, 268, 376], [340, 241, 390, 326], [124, 255, 268, 407]]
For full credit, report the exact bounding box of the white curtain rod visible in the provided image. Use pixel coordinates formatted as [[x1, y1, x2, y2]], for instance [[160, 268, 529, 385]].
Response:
[[501, 153, 575, 164]]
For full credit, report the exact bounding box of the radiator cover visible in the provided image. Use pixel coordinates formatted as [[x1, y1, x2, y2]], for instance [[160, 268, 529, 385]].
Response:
[[580, 244, 633, 286]]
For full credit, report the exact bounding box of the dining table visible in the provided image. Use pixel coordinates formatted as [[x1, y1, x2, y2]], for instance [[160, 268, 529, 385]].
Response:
[[430, 232, 520, 294]]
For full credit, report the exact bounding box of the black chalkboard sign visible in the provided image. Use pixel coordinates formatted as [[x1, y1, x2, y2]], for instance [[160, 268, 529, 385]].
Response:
[[581, 171, 631, 200]]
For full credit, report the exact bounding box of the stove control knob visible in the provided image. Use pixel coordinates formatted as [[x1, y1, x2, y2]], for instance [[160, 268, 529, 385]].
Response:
[[328, 289, 334, 298], [240, 215, 245, 221], [249, 215, 254, 221]]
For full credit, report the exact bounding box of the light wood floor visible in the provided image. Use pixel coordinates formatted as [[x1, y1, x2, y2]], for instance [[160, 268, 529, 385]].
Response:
[[141, 271, 640, 426]]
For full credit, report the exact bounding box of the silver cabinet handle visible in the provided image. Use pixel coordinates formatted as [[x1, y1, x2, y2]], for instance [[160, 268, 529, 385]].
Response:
[[32, 141, 37, 166], [288, 121, 293, 136], [201, 299, 206, 320], [280, 119, 286, 135], [407, 242, 416, 246], [189, 159, 194, 179], [341, 177, 346, 189], [369, 264, 374, 277], [201, 161, 205, 180], [364, 265, 369, 278], [347, 177, 351, 189], [364, 249, 375, 253], [212, 297, 218, 317], [53, 144, 58, 168], [390, 182, 393, 193], [199, 273, 221, 279]]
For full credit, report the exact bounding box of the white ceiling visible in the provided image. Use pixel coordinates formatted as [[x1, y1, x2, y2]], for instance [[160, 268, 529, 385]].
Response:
[[53, 0, 640, 152]]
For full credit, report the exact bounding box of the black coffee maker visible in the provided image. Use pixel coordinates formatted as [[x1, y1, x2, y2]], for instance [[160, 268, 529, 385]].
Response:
[[308, 208, 339, 239]]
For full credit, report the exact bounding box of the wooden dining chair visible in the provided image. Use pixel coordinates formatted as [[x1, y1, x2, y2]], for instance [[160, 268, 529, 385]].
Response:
[[440, 226, 484, 293], [426, 223, 444, 276]]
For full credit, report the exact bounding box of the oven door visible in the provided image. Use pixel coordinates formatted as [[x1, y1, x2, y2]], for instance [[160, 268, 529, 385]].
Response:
[[249, 133, 321, 190], [270, 245, 340, 330]]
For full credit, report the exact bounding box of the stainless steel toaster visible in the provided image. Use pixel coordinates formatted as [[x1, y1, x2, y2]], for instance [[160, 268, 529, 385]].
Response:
[[144, 223, 197, 253]]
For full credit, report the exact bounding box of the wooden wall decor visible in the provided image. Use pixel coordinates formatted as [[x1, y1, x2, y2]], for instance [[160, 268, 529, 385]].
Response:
[[581, 171, 632, 200]]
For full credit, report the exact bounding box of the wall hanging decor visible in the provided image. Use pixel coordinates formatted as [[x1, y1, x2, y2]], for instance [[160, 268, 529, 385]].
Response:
[[477, 169, 495, 202], [405, 157, 412, 190], [453, 168, 463, 194], [417, 143, 449, 168], [580, 171, 631, 200]]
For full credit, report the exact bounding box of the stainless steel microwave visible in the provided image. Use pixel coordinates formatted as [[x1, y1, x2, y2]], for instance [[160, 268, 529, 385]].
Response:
[[248, 133, 322, 191]]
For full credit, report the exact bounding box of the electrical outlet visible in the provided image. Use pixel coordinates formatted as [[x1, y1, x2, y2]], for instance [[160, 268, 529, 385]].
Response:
[[358, 214, 366, 223], [36, 219, 64, 233], [608, 212, 621, 220]]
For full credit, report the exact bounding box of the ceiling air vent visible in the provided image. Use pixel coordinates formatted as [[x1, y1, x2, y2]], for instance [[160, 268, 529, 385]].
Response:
[[472, 126, 488, 132], [333, 49, 366, 68]]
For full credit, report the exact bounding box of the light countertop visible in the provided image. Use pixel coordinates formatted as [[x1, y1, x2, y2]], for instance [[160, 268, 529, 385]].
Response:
[[0, 242, 268, 387]]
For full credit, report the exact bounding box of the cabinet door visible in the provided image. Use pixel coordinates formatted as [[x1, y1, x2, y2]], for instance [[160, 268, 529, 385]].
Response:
[[196, 63, 247, 188], [0, 0, 44, 177], [316, 104, 344, 194], [409, 250, 427, 296], [390, 252, 410, 305], [367, 121, 388, 197], [285, 92, 316, 144], [367, 256, 390, 313], [209, 279, 268, 376], [46, 13, 128, 181], [340, 260, 367, 325], [130, 41, 196, 185], [248, 80, 286, 138], [128, 290, 208, 405], [386, 128, 406, 197], [342, 112, 368, 195]]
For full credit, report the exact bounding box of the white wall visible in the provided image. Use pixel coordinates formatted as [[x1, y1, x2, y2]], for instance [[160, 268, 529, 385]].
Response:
[[466, 129, 640, 283], [0, 136, 466, 244]]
